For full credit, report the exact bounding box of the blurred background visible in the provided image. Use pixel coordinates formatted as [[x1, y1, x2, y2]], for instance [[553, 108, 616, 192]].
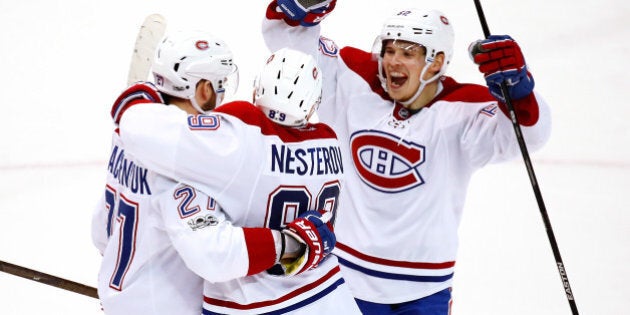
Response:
[[0, 0, 628, 314]]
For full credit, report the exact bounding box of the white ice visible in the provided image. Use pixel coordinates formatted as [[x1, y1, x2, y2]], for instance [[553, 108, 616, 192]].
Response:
[[0, 0, 628, 314]]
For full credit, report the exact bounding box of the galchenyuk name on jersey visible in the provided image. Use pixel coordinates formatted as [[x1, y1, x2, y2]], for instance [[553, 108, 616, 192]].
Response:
[[270, 144, 343, 176], [107, 145, 152, 195]]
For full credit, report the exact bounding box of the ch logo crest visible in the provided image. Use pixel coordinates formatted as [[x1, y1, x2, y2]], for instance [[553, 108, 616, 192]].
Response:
[[350, 130, 426, 193]]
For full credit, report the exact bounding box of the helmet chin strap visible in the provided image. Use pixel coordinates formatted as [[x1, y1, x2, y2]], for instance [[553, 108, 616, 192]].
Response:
[[399, 62, 441, 107], [190, 96, 209, 114]]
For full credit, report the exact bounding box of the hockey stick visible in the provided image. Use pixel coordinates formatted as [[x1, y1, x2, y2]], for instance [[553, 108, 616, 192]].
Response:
[[127, 13, 167, 86], [472, 1, 579, 314], [0, 259, 98, 299]]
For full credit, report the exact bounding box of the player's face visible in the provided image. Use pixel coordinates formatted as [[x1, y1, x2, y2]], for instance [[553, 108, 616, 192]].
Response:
[[382, 40, 426, 102]]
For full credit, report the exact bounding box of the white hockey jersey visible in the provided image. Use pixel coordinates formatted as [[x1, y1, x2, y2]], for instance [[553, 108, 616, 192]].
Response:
[[262, 16, 552, 303], [91, 131, 205, 315], [118, 101, 361, 314]]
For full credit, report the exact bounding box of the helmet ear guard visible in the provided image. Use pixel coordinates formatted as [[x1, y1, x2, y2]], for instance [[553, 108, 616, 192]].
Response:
[[253, 48, 322, 127]]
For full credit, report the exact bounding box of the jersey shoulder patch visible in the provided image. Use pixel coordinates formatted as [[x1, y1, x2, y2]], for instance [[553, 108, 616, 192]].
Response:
[[318, 36, 339, 57]]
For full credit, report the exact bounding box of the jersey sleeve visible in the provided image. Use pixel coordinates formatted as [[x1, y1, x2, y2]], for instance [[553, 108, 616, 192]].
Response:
[[91, 192, 109, 255], [91, 133, 121, 256], [157, 183, 279, 282], [262, 3, 322, 56], [118, 104, 243, 198], [460, 90, 552, 167]]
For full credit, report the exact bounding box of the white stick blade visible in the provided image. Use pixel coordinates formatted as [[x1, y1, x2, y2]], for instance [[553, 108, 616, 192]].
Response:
[[127, 14, 167, 86]]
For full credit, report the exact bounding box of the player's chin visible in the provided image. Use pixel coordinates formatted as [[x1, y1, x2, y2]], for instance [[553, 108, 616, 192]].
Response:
[[387, 87, 409, 102]]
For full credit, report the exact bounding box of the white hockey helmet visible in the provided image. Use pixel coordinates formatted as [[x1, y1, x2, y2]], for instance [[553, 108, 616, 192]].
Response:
[[253, 48, 322, 127], [152, 30, 238, 112], [373, 9, 454, 105], [376, 9, 454, 71]]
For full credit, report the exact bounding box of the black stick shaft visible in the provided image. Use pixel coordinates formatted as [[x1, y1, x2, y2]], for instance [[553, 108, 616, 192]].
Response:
[[472, 1, 579, 314], [0, 260, 98, 299]]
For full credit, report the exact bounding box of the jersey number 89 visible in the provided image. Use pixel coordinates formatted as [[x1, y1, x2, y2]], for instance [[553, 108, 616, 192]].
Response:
[[267, 110, 286, 123], [265, 180, 340, 229]]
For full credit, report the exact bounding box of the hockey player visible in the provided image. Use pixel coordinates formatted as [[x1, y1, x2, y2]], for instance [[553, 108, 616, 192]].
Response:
[[262, 1, 552, 314], [115, 47, 361, 314], [92, 31, 341, 314], [91, 30, 237, 314]]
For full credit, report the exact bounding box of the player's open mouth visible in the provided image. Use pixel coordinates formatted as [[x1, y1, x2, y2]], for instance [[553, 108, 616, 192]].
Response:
[[388, 72, 407, 88]]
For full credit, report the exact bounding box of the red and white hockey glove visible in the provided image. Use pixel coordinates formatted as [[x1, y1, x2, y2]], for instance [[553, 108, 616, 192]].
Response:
[[268, 0, 337, 27], [111, 81, 164, 125], [277, 210, 335, 276], [469, 35, 535, 103]]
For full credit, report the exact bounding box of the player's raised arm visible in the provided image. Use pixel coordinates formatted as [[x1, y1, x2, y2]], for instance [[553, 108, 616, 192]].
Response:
[[468, 35, 551, 154], [469, 35, 541, 126], [274, 0, 336, 27], [262, 0, 336, 55]]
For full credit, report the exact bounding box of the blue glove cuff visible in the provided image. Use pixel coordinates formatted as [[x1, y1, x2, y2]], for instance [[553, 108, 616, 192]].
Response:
[[486, 66, 535, 102], [298, 211, 335, 254], [277, 0, 308, 21]]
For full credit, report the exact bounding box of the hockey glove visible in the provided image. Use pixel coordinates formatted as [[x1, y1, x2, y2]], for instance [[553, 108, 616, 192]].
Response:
[[469, 35, 534, 103], [274, 0, 337, 27], [111, 81, 164, 125], [277, 210, 335, 276]]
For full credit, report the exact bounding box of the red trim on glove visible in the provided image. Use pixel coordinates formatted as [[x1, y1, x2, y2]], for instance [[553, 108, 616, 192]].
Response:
[[496, 92, 540, 126], [474, 38, 526, 75], [242, 227, 278, 276]]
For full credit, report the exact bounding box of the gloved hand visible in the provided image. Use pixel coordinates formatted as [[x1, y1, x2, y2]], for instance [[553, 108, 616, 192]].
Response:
[[469, 35, 534, 102], [111, 81, 164, 124], [275, 0, 337, 26], [276, 210, 335, 276]]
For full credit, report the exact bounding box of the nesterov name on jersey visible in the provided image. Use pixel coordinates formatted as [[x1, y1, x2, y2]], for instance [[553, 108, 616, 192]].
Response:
[[269, 143, 343, 176]]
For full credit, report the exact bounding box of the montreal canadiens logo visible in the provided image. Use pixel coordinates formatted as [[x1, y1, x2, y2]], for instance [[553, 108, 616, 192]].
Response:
[[195, 40, 209, 50], [350, 130, 425, 193], [266, 54, 275, 64]]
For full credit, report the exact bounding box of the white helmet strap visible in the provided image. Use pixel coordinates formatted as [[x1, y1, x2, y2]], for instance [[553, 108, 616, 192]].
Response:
[[399, 62, 441, 107], [189, 95, 207, 114]]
